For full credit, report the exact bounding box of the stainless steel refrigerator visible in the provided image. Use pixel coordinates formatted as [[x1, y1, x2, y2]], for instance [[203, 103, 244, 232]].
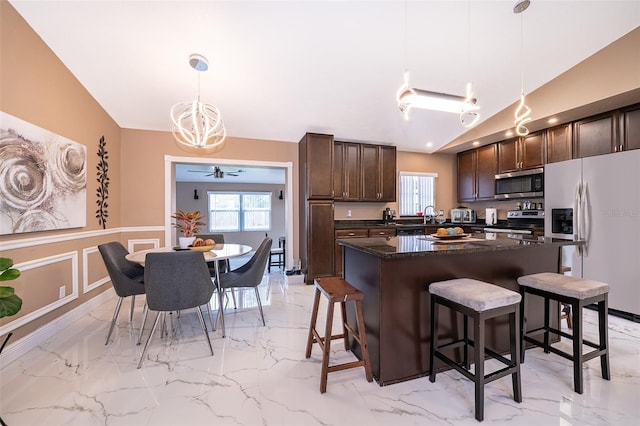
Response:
[[544, 150, 640, 320]]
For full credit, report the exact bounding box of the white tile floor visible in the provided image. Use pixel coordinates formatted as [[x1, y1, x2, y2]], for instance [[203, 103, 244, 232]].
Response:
[[1, 270, 639, 425]]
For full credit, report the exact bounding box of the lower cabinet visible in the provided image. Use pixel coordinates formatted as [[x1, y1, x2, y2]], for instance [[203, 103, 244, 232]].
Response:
[[302, 201, 335, 283], [334, 229, 368, 277]]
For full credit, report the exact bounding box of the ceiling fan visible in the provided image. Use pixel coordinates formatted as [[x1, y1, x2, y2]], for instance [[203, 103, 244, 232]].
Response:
[[188, 166, 245, 178]]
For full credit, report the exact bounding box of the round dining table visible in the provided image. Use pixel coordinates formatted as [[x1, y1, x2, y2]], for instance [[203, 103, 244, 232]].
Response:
[[125, 243, 252, 337]]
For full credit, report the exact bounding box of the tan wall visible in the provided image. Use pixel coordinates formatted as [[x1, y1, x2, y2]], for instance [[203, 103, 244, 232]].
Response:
[[120, 129, 299, 255], [0, 1, 123, 341]]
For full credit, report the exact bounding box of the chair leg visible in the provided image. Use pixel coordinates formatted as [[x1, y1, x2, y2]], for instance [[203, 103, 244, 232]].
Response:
[[305, 288, 321, 358], [230, 289, 237, 309], [320, 300, 335, 393], [137, 311, 161, 369], [196, 306, 214, 356], [474, 315, 485, 422], [137, 302, 149, 345], [204, 301, 215, 332], [572, 301, 584, 394], [130, 295, 136, 321], [340, 301, 349, 350], [429, 295, 439, 383], [254, 287, 265, 326], [599, 298, 610, 380], [105, 297, 124, 345], [510, 307, 522, 403]]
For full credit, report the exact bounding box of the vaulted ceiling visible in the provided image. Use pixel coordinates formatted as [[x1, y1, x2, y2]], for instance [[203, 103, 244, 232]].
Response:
[[9, 1, 640, 153]]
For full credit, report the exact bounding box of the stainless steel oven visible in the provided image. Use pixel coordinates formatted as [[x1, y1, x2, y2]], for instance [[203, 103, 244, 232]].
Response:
[[484, 209, 544, 235]]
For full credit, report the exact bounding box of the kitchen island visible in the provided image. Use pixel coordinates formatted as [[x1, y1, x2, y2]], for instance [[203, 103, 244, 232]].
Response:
[[338, 233, 578, 385]]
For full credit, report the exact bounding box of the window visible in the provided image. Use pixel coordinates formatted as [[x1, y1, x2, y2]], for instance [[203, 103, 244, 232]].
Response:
[[398, 172, 437, 216], [208, 192, 272, 232]]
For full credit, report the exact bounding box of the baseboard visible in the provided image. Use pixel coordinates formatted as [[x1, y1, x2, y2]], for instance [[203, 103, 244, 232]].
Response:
[[0, 288, 115, 369]]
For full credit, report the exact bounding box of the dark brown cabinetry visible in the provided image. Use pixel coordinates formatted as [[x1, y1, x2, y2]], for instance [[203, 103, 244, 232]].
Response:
[[458, 144, 497, 202], [497, 132, 545, 173], [546, 123, 573, 163], [361, 144, 397, 202], [575, 111, 619, 158], [300, 133, 334, 199], [333, 141, 361, 201], [334, 229, 368, 277], [299, 133, 336, 283], [621, 104, 640, 151]]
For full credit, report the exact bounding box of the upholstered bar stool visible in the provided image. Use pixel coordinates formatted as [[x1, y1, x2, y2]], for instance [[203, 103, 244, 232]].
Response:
[[429, 278, 522, 422], [518, 272, 610, 394], [305, 277, 373, 393]]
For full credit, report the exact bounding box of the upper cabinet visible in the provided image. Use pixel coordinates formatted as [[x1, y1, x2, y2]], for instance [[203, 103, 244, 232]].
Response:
[[361, 144, 396, 202], [458, 144, 497, 202], [497, 132, 545, 173], [299, 133, 334, 199], [621, 103, 640, 151], [333, 141, 361, 201], [546, 123, 573, 163], [575, 111, 619, 158]]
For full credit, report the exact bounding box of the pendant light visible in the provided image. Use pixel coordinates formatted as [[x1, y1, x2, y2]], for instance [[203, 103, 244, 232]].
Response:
[[170, 54, 226, 155], [460, 0, 480, 128], [514, 0, 532, 136]]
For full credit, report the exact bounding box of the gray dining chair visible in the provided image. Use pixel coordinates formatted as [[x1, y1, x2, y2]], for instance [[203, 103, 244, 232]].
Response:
[[137, 250, 215, 368], [217, 238, 271, 326], [98, 242, 145, 345]]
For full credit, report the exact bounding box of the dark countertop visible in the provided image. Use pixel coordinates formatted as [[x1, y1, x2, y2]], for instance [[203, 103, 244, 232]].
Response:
[[334, 219, 488, 230], [337, 233, 579, 259]]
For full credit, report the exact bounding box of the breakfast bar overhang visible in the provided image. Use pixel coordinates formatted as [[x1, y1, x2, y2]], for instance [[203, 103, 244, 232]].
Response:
[[338, 234, 578, 386]]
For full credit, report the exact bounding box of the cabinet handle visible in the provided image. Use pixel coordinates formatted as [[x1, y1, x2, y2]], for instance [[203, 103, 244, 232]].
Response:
[[348, 233, 355, 236], [331, 191, 334, 197]]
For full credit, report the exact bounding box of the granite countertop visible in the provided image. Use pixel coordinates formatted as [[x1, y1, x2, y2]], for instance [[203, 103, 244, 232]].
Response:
[[334, 219, 486, 230], [337, 233, 580, 258]]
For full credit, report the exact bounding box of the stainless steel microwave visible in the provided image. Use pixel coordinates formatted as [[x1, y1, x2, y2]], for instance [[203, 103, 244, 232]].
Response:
[[494, 168, 544, 199]]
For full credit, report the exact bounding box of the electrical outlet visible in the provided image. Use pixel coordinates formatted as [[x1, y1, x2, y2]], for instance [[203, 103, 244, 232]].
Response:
[[347, 210, 352, 217], [59, 285, 65, 299]]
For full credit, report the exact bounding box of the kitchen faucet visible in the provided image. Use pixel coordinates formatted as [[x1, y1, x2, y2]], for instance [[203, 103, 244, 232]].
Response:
[[423, 205, 436, 224]]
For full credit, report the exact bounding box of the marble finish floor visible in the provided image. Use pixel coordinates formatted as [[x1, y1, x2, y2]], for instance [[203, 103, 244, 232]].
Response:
[[1, 271, 639, 425]]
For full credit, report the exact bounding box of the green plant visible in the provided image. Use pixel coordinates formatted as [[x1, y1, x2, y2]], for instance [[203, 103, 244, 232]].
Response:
[[0, 257, 22, 319], [171, 209, 206, 238]]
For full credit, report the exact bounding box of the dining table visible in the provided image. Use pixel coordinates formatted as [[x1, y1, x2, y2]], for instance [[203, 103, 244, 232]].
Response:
[[125, 243, 252, 337]]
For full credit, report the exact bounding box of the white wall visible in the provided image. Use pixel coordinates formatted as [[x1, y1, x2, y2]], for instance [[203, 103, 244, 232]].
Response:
[[176, 182, 286, 250]]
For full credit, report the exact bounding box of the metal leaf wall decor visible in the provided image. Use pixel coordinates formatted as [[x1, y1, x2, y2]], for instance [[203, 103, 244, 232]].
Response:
[[96, 136, 109, 229]]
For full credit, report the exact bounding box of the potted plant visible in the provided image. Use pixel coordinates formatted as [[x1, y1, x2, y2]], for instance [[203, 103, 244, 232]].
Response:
[[0, 257, 22, 355], [171, 209, 206, 248]]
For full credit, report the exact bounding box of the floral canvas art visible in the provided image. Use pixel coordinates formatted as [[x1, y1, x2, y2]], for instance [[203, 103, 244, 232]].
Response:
[[0, 112, 87, 235]]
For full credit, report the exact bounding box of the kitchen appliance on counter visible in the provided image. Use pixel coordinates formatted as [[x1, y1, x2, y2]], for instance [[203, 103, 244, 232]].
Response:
[[382, 207, 396, 224], [494, 168, 544, 199], [545, 150, 640, 321], [451, 208, 476, 223], [485, 208, 497, 225], [484, 209, 544, 235]]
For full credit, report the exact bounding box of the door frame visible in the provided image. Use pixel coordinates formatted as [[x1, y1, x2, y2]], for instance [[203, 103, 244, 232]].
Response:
[[164, 155, 294, 269]]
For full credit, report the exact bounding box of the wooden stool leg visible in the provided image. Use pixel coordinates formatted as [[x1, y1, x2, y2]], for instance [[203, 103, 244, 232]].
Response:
[[599, 298, 611, 380], [305, 289, 321, 358], [474, 314, 485, 422], [510, 307, 522, 403], [355, 300, 373, 382], [320, 301, 335, 393], [572, 301, 583, 394], [340, 301, 349, 350], [429, 295, 439, 383]]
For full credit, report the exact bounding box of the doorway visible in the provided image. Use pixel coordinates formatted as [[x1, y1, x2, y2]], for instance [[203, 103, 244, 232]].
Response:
[[164, 155, 294, 269]]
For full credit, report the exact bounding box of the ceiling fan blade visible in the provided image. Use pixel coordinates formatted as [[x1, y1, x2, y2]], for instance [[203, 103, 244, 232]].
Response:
[[188, 170, 213, 173], [226, 173, 238, 176]]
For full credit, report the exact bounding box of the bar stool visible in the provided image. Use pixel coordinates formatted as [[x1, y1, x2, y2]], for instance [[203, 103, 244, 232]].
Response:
[[268, 236, 285, 273], [518, 272, 610, 394], [305, 277, 373, 393], [429, 278, 522, 422]]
